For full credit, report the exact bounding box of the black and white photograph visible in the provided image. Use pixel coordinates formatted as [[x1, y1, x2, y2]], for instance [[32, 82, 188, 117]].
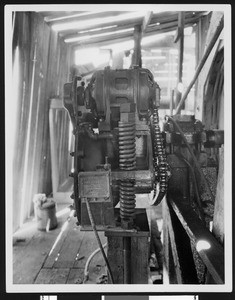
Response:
[[5, 3, 232, 294]]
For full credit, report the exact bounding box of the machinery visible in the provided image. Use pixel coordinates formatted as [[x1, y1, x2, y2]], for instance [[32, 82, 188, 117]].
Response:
[[63, 66, 224, 284]]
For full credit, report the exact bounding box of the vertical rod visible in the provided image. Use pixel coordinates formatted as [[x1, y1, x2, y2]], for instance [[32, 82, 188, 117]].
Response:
[[170, 89, 174, 115], [131, 25, 142, 67], [175, 12, 185, 112], [123, 237, 131, 284]]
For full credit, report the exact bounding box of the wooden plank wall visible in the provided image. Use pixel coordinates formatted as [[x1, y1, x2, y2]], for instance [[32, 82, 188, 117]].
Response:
[[12, 11, 71, 232]]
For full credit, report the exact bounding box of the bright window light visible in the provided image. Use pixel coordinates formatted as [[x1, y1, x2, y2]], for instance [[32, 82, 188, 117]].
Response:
[[142, 31, 174, 45], [184, 26, 193, 35], [196, 240, 211, 252], [154, 77, 177, 81], [165, 62, 178, 66], [65, 27, 134, 43], [151, 49, 162, 53], [52, 11, 146, 32], [100, 31, 174, 53], [169, 48, 178, 55], [75, 47, 110, 67], [100, 40, 134, 52], [156, 70, 177, 74], [142, 55, 166, 60]]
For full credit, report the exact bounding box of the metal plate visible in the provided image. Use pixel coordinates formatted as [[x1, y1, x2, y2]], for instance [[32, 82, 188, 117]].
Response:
[[78, 171, 110, 198]]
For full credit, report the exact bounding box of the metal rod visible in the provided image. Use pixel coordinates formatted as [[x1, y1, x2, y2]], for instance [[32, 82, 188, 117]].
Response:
[[132, 25, 142, 67], [123, 236, 131, 284], [175, 12, 185, 111], [175, 16, 224, 114], [170, 89, 174, 115]]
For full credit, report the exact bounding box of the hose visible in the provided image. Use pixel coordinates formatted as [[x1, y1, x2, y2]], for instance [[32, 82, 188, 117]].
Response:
[[83, 243, 107, 283], [166, 115, 214, 202], [85, 198, 114, 284], [176, 154, 206, 225]]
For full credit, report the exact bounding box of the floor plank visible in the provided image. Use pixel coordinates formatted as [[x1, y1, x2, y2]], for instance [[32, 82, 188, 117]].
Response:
[[13, 205, 70, 283], [13, 225, 65, 283], [53, 224, 85, 268], [67, 268, 85, 284], [73, 231, 107, 269], [43, 215, 76, 268], [35, 268, 70, 284]]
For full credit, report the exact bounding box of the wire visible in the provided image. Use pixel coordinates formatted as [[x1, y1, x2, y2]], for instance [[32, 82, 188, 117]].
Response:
[[166, 115, 214, 202], [85, 198, 114, 284], [83, 243, 107, 284], [176, 154, 206, 225]]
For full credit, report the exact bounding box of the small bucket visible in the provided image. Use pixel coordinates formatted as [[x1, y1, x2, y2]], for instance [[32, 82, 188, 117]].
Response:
[[35, 198, 57, 231]]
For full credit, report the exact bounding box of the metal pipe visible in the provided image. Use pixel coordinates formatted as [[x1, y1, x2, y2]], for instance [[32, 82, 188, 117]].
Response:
[[170, 89, 174, 116], [179, 155, 206, 225], [175, 12, 185, 110], [175, 16, 224, 114], [123, 237, 131, 284], [132, 25, 142, 67]]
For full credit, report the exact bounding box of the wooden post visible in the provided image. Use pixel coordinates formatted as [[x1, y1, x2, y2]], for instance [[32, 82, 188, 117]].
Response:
[[212, 145, 224, 244], [175, 16, 224, 114], [49, 103, 60, 196]]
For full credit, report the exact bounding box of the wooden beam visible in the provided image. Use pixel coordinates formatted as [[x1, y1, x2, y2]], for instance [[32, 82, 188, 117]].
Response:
[[141, 11, 153, 35], [212, 145, 224, 244], [58, 14, 143, 37], [69, 18, 196, 48], [45, 11, 126, 24], [63, 24, 132, 42], [174, 12, 185, 43]]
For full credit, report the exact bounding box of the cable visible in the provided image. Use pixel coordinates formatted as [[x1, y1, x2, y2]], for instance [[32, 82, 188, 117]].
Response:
[[176, 154, 206, 225], [83, 243, 107, 284], [166, 115, 214, 202], [85, 198, 114, 284]]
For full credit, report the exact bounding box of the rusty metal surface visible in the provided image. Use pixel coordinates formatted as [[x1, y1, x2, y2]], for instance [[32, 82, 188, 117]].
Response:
[[78, 171, 110, 199]]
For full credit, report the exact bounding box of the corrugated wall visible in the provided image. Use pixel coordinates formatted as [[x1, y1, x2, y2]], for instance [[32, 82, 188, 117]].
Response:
[[12, 11, 71, 232]]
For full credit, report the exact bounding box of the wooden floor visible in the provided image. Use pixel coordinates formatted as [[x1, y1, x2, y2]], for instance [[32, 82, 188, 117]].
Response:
[[13, 195, 162, 285]]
